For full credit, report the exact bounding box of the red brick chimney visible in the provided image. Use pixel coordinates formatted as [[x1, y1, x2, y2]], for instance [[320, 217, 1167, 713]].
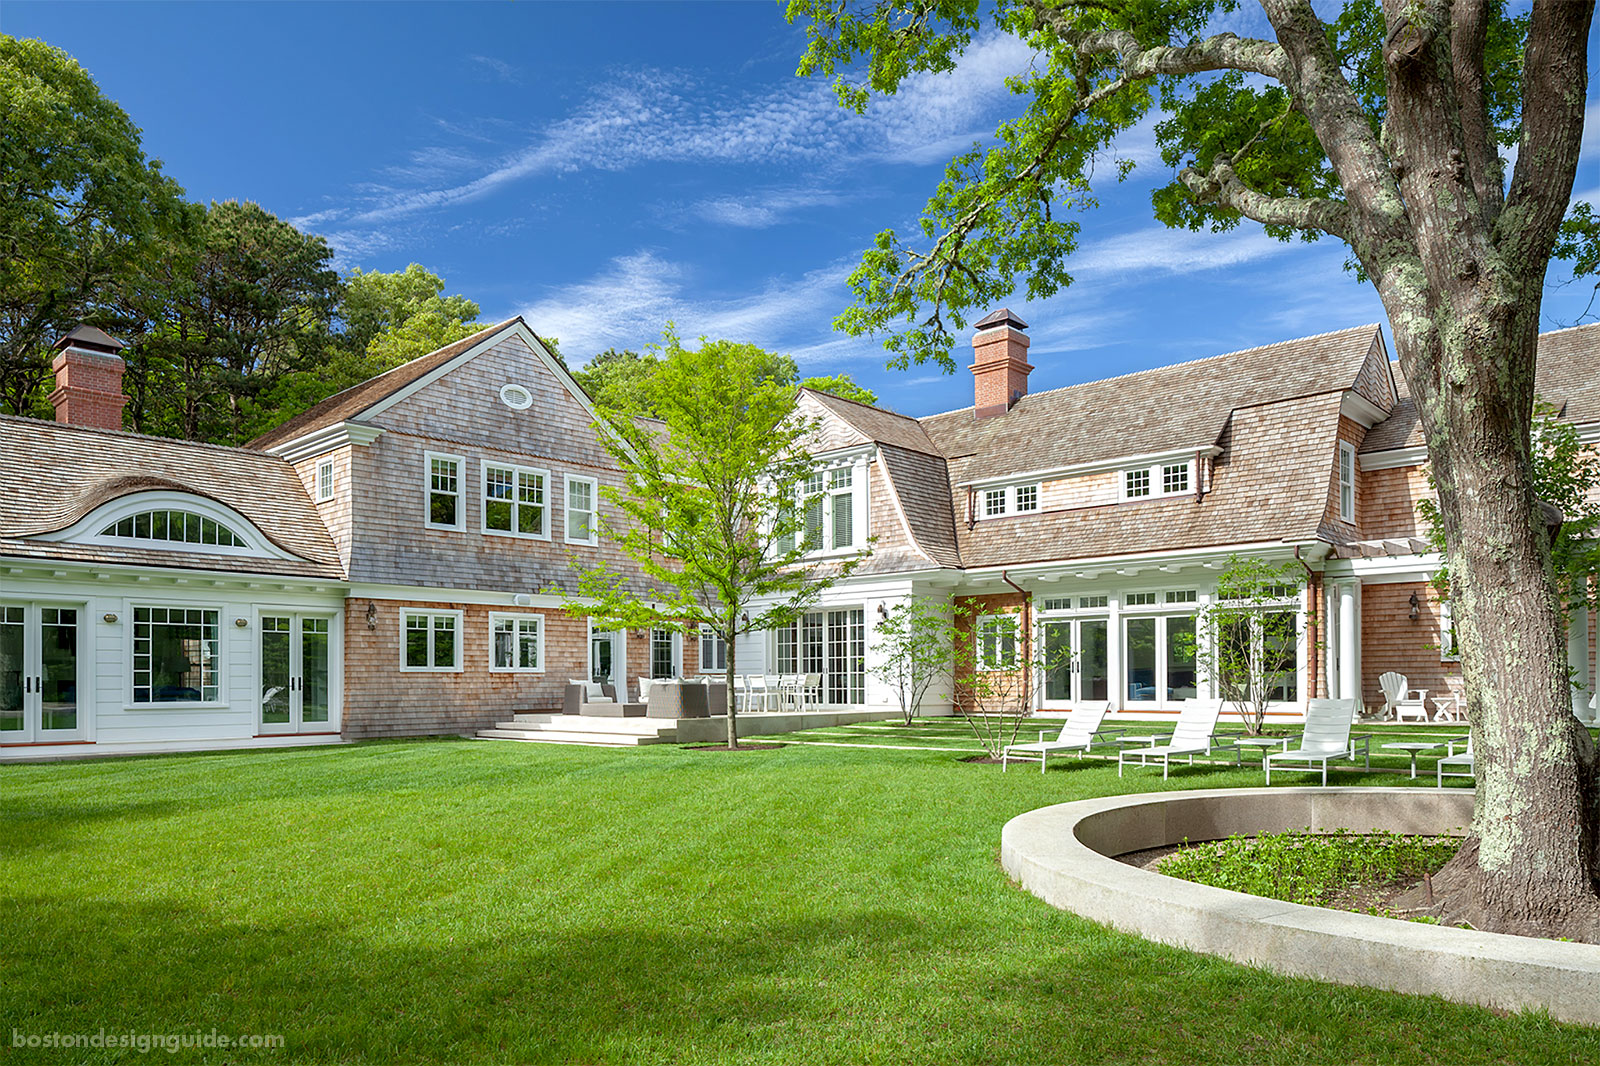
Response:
[[50, 325, 128, 431], [970, 308, 1031, 418]]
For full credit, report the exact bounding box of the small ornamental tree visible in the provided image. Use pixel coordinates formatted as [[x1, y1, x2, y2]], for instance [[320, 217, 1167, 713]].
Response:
[[1189, 556, 1307, 735], [952, 600, 1071, 759], [569, 327, 861, 749], [871, 597, 955, 725]]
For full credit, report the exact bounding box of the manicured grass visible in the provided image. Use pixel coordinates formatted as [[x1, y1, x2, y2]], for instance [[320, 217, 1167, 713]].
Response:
[[3, 734, 1592, 1064]]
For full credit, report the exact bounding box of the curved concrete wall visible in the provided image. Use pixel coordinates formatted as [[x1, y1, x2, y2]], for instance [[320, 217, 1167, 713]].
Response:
[[1001, 788, 1600, 1027]]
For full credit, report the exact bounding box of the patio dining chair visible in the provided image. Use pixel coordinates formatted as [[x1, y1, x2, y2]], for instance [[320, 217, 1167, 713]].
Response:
[[1264, 698, 1370, 785], [1002, 702, 1118, 773], [778, 674, 802, 711], [801, 673, 823, 707], [1117, 701, 1225, 779]]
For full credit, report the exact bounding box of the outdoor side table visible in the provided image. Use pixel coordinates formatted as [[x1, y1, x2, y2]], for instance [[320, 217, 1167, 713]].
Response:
[[1230, 735, 1292, 768], [1382, 740, 1445, 779]]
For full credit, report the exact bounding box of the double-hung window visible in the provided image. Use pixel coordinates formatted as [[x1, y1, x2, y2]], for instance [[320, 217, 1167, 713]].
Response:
[[829, 468, 855, 550], [699, 626, 727, 673], [1338, 442, 1356, 523], [565, 475, 598, 544], [316, 459, 335, 502], [484, 463, 548, 538], [794, 465, 860, 553], [802, 472, 825, 550], [976, 614, 1020, 670], [489, 613, 543, 672], [403, 610, 461, 671], [425, 453, 465, 530]]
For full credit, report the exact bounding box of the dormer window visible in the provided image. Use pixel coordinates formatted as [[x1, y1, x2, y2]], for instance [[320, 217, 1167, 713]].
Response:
[[1125, 470, 1151, 498], [977, 483, 1041, 518], [1123, 460, 1193, 501], [785, 460, 865, 555], [101, 509, 247, 549]]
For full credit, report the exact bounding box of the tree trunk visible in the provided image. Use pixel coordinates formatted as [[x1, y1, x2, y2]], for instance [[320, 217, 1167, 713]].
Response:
[[725, 633, 739, 750]]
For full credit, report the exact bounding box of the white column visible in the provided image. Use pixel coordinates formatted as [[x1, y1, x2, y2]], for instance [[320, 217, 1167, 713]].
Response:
[[1105, 595, 1122, 711], [1338, 582, 1360, 708], [1568, 606, 1591, 720]]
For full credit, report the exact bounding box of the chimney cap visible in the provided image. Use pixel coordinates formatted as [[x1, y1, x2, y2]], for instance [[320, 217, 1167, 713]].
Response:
[[973, 308, 1028, 331], [54, 324, 127, 354]]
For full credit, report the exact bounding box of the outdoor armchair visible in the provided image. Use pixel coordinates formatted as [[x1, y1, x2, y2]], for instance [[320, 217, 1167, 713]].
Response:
[[1436, 733, 1475, 787], [1378, 671, 1428, 721], [1117, 701, 1224, 780], [1001, 702, 1118, 773], [1264, 698, 1370, 785]]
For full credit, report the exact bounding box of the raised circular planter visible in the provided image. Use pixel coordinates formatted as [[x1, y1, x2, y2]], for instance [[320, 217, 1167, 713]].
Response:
[[1001, 787, 1600, 1026]]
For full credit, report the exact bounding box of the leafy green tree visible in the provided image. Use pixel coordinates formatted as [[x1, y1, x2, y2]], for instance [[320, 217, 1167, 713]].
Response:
[[790, 0, 1600, 939], [573, 344, 877, 413], [570, 328, 861, 749], [872, 597, 954, 724], [0, 36, 184, 416], [341, 263, 482, 371], [1187, 557, 1306, 736], [952, 600, 1069, 759]]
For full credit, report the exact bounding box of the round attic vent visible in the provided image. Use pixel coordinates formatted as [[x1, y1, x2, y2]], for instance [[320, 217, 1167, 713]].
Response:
[[499, 383, 533, 410]]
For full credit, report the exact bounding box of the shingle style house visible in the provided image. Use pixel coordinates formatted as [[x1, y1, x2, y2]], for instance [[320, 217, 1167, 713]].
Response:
[[4, 311, 1595, 759], [738, 314, 1599, 723]]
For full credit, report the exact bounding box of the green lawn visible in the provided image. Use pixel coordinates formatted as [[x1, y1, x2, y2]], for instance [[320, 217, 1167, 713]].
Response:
[[3, 730, 1591, 1064]]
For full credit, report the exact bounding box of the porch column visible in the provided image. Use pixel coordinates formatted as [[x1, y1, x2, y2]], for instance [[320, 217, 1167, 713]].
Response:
[[1569, 606, 1592, 720], [1338, 582, 1360, 707]]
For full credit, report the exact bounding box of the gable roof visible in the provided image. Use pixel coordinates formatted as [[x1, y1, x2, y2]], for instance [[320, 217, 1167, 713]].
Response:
[[920, 325, 1383, 484], [799, 388, 941, 456], [248, 317, 521, 451], [0, 415, 343, 579], [1360, 322, 1600, 453]]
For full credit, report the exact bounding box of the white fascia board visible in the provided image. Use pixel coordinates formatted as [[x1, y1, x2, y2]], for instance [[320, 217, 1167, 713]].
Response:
[[1323, 553, 1442, 582], [267, 421, 385, 462], [0, 556, 349, 596], [1358, 445, 1428, 471], [1340, 391, 1391, 428], [960, 540, 1319, 581], [808, 442, 878, 464], [959, 444, 1223, 490], [346, 582, 587, 609]]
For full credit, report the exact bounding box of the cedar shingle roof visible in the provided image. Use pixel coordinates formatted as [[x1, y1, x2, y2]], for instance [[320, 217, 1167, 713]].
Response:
[[875, 444, 961, 569], [248, 317, 519, 450], [921, 325, 1382, 483], [1361, 322, 1600, 453], [799, 388, 941, 455], [0, 415, 342, 579]]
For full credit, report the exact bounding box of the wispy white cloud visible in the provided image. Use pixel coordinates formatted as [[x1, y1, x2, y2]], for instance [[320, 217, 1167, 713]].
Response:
[[681, 186, 846, 229], [469, 54, 521, 85], [1069, 225, 1291, 276]]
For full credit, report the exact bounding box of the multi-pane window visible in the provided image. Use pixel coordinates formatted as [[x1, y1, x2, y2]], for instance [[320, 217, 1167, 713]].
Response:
[[1125, 592, 1158, 606], [976, 614, 1019, 670], [565, 476, 598, 544], [984, 489, 1007, 517], [484, 464, 546, 538], [650, 627, 677, 679], [977, 483, 1040, 519], [1014, 485, 1039, 512], [1162, 463, 1190, 494], [699, 626, 727, 673], [132, 606, 219, 703], [1124, 469, 1151, 498], [490, 614, 542, 671], [316, 460, 335, 501], [1041, 597, 1072, 611], [1079, 595, 1109, 608], [830, 468, 855, 550], [1338, 442, 1356, 522], [1165, 590, 1198, 604], [403, 611, 460, 671], [775, 610, 864, 703], [802, 472, 825, 550], [101, 510, 247, 549], [426, 454, 463, 529], [1123, 461, 1193, 500]]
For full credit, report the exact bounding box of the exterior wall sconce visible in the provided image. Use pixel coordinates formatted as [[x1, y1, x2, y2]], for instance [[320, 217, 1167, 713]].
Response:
[[102, 612, 118, 624], [234, 617, 249, 628], [366, 601, 378, 630], [876, 603, 888, 619], [740, 612, 749, 625], [1408, 591, 1421, 621]]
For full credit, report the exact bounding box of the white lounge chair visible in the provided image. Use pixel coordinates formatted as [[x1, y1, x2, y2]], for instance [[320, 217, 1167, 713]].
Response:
[[1117, 701, 1224, 780], [1378, 671, 1429, 721], [1002, 702, 1119, 773], [1436, 733, 1474, 787], [1265, 698, 1370, 785]]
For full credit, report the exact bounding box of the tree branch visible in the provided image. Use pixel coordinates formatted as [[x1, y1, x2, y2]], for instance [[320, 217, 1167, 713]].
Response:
[[1178, 155, 1352, 241], [1023, 0, 1290, 81], [1449, 0, 1504, 225]]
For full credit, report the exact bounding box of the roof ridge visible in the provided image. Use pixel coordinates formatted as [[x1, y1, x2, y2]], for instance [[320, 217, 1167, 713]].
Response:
[[917, 323, 1382, 422], [798, 385, 915, 422], [0, 412, 298, 462]]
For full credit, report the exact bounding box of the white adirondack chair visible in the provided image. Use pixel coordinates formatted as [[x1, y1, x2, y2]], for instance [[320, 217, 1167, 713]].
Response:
[[1002, 702, 1118, 773], [1265, 698, 1370, 785], [1378, 671, 1429, 721]]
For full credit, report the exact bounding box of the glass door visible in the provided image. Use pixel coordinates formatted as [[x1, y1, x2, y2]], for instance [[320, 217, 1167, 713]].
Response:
[[1040, 617, 1108, 705], [0, 603, 83, 744], [259, 613, 336, 734]]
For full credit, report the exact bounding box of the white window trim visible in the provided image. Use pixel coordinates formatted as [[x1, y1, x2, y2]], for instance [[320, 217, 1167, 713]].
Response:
[[400, 608, 464, 672], [482, 462, 551, 541], [44, 490, 300, 561], [564, 474, 600, 545], [316, 459, 335, 502], [1338, 441, 1357, 523], [1122, 460, 1193, 501], [125, 599, 227, 709], [649, 626, 682, 678], [976, 614, 1020, 671], [488, 612, 545, 673], [797, 458, 868, 558], [978, 483, 1042, 520], [424, 452, 467, 532], [698, 625, 727, 674]]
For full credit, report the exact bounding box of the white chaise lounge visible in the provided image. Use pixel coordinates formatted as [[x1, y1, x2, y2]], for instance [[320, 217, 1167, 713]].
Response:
[[1117, 701, 1224, 780], [1265, 698, 1370, 785], [1001, 702, 1119, 773]]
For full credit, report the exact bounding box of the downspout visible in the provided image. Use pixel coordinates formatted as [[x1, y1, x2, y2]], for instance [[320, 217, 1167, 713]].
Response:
[[1194, 449, 1206, 502], [1001, 570, 1032, 712]]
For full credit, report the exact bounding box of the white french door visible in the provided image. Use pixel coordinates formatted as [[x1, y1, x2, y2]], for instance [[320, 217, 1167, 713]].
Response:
[[0, 602, 85, 744], [259, 613, 336, 734], [1040, 618, 1110, 706]]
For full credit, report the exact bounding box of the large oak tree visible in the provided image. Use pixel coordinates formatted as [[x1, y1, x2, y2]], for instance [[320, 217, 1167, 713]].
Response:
[[789, 0, 1599, 938]]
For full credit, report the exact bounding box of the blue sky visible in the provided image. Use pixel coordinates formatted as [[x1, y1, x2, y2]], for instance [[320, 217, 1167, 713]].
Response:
[[7, 1, 1599, 416]]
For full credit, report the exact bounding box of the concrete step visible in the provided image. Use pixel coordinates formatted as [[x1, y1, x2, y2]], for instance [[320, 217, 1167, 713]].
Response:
[[474, 727, 676, 747], [501, 714, 679, 737]]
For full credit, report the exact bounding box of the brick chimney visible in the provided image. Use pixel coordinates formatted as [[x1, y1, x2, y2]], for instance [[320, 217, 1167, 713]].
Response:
[[970, 308, 1031, 418], [50, 325, 128, 431]]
